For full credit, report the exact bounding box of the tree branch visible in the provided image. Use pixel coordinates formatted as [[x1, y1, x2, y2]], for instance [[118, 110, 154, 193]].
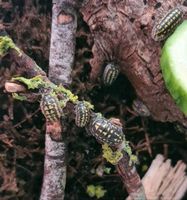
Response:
[[116, 152, 146, 200], [40, 0, 78, 199], [49, 0, 77, 85]]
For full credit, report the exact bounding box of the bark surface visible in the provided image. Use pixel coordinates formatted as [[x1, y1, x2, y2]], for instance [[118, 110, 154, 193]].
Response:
[[49, 0, 78, 85], [80, 0, 187, 126], [40, 0, 78, 199]]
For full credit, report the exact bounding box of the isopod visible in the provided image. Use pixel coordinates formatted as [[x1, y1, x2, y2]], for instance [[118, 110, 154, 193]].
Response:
[[40, 92, 62, 122], [132, 99, 150, 117], [87, 113, 124, 146], [152, 7, 184, 41], [75, 101, 91, 127], [103, 63, 120, 86]]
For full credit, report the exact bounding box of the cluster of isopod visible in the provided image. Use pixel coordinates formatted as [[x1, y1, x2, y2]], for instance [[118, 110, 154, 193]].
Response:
[[40, 93, 124, 146], [75, 102, 124, 146], [152, 6, 184, 41]]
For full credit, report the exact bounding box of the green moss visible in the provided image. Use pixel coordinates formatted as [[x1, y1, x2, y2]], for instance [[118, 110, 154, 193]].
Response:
[[142, 164, 148, 172], [95, 186, 107, 199], [12, 93, 27, 101], [83, 100, 94, 110], [102, 141, 138, 166], [12, 75, 46, 89], [102, 143, 123, 165], [10, 76, 96, 111], [54, 85, 78, 103], [59, 99, 68, 109], [86, 185, 95, 197], [103, 167, 111, 174], [123, 141, 138, 166], [0, 36, 21, 56], [86, 185, 107, 199]]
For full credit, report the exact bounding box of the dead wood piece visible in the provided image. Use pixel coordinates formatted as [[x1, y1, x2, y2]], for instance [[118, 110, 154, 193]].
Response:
[[127, 154, 187, 200], [80, 0, 187, 126], [5, 82, 27, 93]]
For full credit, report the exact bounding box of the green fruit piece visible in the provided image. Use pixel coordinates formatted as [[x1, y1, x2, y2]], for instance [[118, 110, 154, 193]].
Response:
[[160, 20, 187, 115]]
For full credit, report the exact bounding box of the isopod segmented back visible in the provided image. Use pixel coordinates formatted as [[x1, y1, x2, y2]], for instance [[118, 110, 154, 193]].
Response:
[[103, 63, 119, 86], [40, 93, 62, 123], [87, 113, 124, 146], [152, 7, 184, 41], [75, 101, 91, 127]]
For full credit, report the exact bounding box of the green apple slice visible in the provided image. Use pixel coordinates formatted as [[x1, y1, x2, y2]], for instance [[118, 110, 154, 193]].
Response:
[[160, 20, 187, 115]]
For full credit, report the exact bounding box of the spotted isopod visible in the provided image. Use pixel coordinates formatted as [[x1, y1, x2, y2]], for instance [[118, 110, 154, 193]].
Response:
[[87, 113, 124, 146], [75, 101, 91, 127], [40, 92, 62, 123], [103, 63, 120, 86], [152, 7, 184, 41]]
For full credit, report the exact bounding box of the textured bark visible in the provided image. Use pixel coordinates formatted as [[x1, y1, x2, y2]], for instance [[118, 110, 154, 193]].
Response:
[[8, 49, 46, 78], [49, 0, 78, 85], [80, 0, 187, 126], [40, 135, 67, 200], [116, 152, 147, 200], [40, 0, 78, 199]]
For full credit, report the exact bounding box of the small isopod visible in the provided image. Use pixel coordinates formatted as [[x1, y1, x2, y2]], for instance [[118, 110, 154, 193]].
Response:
[[40, 92, 62, 123], [103, 63, 120, 86], [87, 113, 124, 146], [75, 101, 91, 127], [132, 99, 150, 117], [152, 7, 184, 41]]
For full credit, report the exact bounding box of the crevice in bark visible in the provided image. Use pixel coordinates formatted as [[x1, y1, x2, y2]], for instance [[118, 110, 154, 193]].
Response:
[[80, 0, 187, 126]]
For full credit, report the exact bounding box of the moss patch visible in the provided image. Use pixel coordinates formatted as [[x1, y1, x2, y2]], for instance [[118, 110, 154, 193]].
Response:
[[0, 36, 22, 56]]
